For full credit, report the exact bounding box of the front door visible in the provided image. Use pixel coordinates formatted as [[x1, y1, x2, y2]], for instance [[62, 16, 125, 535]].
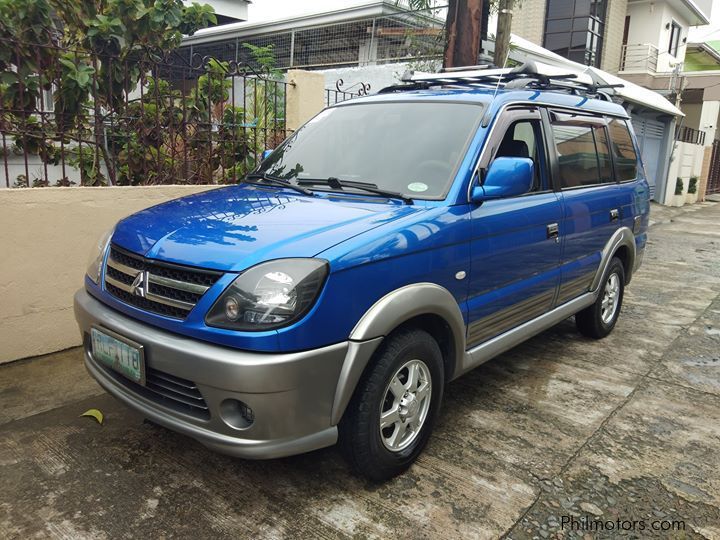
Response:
[[467, 108, 563, 348]]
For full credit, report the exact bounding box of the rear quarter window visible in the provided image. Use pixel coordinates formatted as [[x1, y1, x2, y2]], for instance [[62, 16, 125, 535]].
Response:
[[608, 119, 638, 181]]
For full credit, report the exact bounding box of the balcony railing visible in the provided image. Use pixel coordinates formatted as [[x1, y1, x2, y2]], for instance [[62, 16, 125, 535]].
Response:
[[620, 43, 659, 73], [675, 125, 706, 146]]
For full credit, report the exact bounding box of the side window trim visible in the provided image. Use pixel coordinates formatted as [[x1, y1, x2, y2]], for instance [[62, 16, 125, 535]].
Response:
[[477, 109, 542, 170], [601, 123, 619, 184], [469, 108, 545, 201]]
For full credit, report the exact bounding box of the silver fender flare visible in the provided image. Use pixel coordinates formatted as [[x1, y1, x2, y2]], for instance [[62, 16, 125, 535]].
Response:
[[591, 226, 636, 291], [330, 283, 466, 425]]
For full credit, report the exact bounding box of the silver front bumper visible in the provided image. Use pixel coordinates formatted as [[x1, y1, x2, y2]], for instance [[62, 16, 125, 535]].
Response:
[[74, 289, 351, 459]]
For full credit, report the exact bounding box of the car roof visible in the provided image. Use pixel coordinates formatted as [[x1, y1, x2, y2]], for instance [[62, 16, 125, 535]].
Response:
[[334, 87, 630, 119]]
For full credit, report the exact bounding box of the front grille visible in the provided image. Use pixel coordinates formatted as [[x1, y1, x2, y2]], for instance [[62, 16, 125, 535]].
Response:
[[104, 245, 222, 319], [145, 368, 210, 419]]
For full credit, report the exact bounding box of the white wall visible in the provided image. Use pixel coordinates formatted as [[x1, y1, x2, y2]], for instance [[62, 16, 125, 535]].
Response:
[[0, 185, 218, 364], [625, 1, 691, 73], [682, 103, 702, 130], [317, 63, 416, 100], [664, 141, 704, 204]]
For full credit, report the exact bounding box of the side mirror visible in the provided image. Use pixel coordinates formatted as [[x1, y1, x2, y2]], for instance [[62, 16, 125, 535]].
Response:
[[261, 149, 273, 161], [471, 157, 534, 203]]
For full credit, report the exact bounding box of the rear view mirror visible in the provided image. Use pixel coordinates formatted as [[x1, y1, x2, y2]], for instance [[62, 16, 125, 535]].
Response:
[[471, 157, 534, 203]]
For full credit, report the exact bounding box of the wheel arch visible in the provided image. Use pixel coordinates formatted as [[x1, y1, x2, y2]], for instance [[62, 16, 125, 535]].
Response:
[[591, 227, 636, 291], [330, 283, 466, 425]]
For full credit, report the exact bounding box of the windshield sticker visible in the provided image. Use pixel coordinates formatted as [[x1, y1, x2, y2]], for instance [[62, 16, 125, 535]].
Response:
[[407, 182, 429, 193]]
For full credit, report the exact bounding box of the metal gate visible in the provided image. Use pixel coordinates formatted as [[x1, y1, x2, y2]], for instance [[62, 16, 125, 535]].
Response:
[[707, 140, 720, 196]]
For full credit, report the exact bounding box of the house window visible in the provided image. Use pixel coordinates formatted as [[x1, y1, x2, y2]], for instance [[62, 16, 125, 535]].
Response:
[[543, 0, 607, 67], [668, 21, 682, 57]]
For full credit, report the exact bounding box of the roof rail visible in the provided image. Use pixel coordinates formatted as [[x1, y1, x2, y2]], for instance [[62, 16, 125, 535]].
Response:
[[378, 61, 623, 98]]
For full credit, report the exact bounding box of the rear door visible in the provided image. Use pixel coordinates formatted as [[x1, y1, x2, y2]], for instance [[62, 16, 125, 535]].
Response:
[[545, 109, 621, 305], [466, 108, 563, 347]]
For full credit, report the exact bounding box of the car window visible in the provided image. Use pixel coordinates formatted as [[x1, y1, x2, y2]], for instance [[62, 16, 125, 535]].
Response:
[[607, 118, 638, 181], [493, 119, 546, 192], [257, 102, 484, 199], [551, 116, 614, 189]]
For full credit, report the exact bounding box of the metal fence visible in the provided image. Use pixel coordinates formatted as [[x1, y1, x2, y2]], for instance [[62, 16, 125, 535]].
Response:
[[182, 5, 447, 72], [0, 37, 289, 188], [325, 80, 372, 107], [675, 125, 706, 146], [708, 139, 720, 196]]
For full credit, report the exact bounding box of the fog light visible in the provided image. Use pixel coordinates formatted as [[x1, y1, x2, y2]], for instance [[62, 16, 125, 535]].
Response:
[[220, 399, 254, 429], [225, 296, 240, 321]]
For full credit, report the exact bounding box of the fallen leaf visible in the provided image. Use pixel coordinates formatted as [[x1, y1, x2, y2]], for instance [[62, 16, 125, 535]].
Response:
[[80, 408, 104, 425]]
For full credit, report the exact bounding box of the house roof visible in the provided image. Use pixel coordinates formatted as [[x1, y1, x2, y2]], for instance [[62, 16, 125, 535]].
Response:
[[182, 0, 426, 45], [684, 41, 720, 72], [509, 34, 684, 117]]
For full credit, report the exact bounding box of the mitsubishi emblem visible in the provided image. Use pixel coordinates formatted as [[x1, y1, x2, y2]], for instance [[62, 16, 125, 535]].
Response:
[[130, 271, 149, 298]]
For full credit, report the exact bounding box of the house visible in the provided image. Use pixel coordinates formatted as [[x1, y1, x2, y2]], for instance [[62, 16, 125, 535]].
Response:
[[190, 0, 251, 26], [509, 0, 716, 204]]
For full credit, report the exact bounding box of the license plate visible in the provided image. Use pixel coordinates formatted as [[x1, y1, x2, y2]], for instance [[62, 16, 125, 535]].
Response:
[[91, 327, 146, 385]]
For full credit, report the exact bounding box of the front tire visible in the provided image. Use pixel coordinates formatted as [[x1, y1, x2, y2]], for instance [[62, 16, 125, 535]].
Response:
[[576, 257, 625, 339], [340, 328, 444, 482]]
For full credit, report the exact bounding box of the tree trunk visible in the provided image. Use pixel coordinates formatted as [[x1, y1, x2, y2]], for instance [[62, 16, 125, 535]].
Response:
[[493, 0, 514, 68], [443, 0, 484, 68]]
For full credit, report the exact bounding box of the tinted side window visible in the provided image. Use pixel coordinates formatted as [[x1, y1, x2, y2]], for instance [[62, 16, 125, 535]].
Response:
[[493, 119, 546, 192], [608, 119, 638, 181], [551, 121, 602, 189]]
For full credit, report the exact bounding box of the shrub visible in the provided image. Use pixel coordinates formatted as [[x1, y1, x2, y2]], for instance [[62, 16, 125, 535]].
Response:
[[688, 177, 698, 194], [675, 178, 684, 195]]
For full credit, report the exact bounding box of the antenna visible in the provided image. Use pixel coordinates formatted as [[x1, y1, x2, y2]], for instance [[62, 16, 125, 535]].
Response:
[[492, 47, 512, 100]]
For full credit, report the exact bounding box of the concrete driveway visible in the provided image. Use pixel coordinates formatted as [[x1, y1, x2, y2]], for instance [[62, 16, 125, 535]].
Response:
[[1, 202, 719, 539]]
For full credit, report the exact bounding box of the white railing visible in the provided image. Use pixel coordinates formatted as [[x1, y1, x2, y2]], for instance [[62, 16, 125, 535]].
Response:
[[619, 43, 659, 73]]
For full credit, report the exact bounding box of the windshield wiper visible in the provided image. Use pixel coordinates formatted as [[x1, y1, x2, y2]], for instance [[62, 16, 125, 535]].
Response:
[[245, 172, 315, 196], [297, 177, 413, 204]]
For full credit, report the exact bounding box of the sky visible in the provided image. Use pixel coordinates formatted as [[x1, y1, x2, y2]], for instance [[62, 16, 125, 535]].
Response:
[[689, 2, 720, 43], [245, 0, 384, 23]]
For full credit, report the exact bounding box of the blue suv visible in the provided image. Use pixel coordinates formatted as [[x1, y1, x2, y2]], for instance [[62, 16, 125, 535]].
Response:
[[74, 64, 649, 481]]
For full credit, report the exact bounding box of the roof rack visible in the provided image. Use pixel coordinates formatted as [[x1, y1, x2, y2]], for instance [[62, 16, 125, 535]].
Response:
[[378, 61, 623, 100]]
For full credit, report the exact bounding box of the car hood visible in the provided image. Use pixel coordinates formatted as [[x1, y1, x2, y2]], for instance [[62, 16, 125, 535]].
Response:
[[111, 185, 425, 272]]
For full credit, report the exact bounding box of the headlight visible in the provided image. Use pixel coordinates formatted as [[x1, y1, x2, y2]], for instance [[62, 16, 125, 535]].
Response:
[[206, 258, 329, 331], [86, 227, 114, 284]]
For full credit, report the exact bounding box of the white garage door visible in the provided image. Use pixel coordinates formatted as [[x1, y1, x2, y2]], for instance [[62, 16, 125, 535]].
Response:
[[631, 115, 665, 200]]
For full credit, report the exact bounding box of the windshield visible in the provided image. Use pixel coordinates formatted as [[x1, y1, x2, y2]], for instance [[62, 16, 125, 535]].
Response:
[[256, 101, 484, 199]]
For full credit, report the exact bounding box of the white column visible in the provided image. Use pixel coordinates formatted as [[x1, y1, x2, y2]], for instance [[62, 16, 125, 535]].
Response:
[[698, 100, 720, 144]]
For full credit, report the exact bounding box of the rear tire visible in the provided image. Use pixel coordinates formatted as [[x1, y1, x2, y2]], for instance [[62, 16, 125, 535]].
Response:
[[339, 328, 444, 482], [576, 257, 625, 339]]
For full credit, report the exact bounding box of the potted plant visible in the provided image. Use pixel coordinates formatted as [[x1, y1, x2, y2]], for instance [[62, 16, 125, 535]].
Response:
[[686, 176, 698, 204], [673, 178, 685, 206]]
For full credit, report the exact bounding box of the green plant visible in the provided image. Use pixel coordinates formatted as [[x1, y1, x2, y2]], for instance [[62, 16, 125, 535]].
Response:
[[0, 0, 219, 186], [688, 176, 698, 194], [675, 178, 684, 195]]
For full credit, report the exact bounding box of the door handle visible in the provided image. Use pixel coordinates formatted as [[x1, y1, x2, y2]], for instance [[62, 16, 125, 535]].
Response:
[[610, 208, 620, 222], [546, 223, 559, 242]]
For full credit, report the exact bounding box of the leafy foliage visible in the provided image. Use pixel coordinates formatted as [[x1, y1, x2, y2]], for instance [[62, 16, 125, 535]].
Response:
[[675, 178, 684, 195], [0, 0, 285, 187]]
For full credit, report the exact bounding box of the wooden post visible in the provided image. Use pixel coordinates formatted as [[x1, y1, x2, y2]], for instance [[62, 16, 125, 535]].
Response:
[[493, 0, 514, 68], [443, 0, 484, 68]]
